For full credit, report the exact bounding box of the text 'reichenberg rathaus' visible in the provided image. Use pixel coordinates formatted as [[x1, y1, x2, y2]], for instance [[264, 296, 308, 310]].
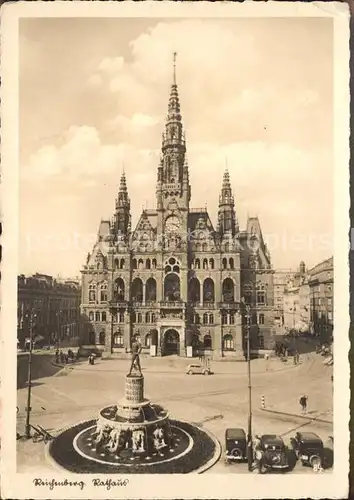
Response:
[[81, 56, 275, 359]]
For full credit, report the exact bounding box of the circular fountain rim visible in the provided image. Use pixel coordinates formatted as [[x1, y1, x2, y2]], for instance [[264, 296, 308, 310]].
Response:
[[46, 417, 222, 474], [73, 423, 193, 467]]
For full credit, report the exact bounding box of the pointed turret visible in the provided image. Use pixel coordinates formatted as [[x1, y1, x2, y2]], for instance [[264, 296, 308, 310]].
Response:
[[157, 52, 191, 209], [218, 169, 238, 237], [114, 171, 131, 236]]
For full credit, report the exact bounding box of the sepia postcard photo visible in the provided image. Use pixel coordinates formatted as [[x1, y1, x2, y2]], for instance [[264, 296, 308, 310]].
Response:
[[0, 1, 350, 499]]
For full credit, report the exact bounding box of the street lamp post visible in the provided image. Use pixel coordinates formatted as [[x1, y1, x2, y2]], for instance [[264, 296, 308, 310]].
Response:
[[243, 302, 253, 471], [25, 308, 36, 439]]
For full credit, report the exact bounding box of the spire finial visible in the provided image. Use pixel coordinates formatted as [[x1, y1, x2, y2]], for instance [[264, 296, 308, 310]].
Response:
[[173, 51, 177, 85]]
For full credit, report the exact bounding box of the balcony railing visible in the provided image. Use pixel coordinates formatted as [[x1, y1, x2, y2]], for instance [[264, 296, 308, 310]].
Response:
[[109, 300, 128, 309], [160, 301, 184, 309], [218, 302, 239, 310]]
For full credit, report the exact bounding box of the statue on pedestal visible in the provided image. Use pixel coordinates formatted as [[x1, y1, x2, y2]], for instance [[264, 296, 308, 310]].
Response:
[[128, 337, 142, 376]]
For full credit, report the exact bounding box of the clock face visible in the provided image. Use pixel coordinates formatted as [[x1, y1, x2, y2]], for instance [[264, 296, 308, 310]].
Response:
[[164, 215, 181, 235]]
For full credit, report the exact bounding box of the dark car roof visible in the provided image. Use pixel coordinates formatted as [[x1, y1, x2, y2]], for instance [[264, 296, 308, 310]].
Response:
[[225, 428, 246, 439], [261, 434, 284, 445], [296, 432, 323, 442]]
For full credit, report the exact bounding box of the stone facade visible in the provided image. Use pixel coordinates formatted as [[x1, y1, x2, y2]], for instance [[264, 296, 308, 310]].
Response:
[[80, 61, 274, 359], [17, 273, 81, 347], [308, 256, 333, 342]]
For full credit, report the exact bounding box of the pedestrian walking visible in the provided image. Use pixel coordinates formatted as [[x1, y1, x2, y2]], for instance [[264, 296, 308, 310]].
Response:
[[299, 395, 308, 414], [253, 435, 264, 473]]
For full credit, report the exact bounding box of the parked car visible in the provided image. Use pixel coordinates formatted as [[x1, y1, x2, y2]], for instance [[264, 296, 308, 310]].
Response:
[[260, 435, 289, 470], [290, 431, 324, 468], [186, 363, 211, 375], [224, 428, 247, 463]]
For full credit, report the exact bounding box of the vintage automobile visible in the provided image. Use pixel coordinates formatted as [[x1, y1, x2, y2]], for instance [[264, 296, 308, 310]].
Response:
[[224, 428, 247, 463], [186, 363, 211, 375], [259, 435, 289, 470], [290, 431, 324, 468]]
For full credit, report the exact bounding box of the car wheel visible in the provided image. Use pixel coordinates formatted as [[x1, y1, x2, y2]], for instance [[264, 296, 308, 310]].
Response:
[[203, 370, 209, 375], [187, 370, 193, 375]]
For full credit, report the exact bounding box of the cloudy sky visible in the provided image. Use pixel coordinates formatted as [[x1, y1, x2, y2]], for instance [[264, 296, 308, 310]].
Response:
[[19, 17, 333, 278]]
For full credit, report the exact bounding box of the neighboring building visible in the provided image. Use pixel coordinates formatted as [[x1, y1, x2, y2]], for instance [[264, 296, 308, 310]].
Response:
[[17, 273, 81, 347], [273, 270, 295, 327], [298, 278, 311, 330], [308, 256, 334, 342], [283, 285, 300, 332], [80, 58, 275, 359]]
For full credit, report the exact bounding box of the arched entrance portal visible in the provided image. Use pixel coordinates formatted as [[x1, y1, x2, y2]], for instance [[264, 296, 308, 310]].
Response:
[[163, 329, 180, 356]]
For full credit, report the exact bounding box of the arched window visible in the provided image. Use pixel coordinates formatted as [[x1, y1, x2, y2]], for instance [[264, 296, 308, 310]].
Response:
[[203, 258, 208, 269], [209, 314, 214, 324], [188, 277, 200, 303], [222, 258, 227, 270], [114, 278, 125, 301], [203, 278, 215, 303], [196, 243, 201, 252], [146, 259, 151, 269], [95, 312, 101, 322], [132, 278, 143, 302], [120, 259, 125, 269], [258, 313, 265, 325], [256, 283, 266, 305], [152, 259, 157, 269], [89, 311, 94, 322], [229, 313, 235, 325], [114, 259, 119, 270], [195, 313, 200, 324], [222, 313, 228, 325], [204, 334, 212, 349], [151, 313, 156, 323], [145, 334, 151, 347], [209, 259, 214, 269], [223, 334, 234, 350], [138, 258, 144, 269], [229, 258, 234, 270], [89, 283, 96, 302], [203, 313, 208, 324], [99, 331, 105, 345], [119, 312, 124, 323], [202, 243, 208, 252], [131, 312, 136, 323], [146, 278, 157, 302], [164, 274, 180, 301], [243, 283, 253, 305], [222, 278, 234, 303], [113, 332, 124, 347], [132, 259, 137, 269], [195, 259, 200, 270], [146, 312, 150, 323], [137, 313, 142, 323], [102, 312, 107, 322], [100, 283, 108, 302]]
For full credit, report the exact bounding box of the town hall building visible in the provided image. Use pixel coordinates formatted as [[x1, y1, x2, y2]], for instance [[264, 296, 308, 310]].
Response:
[[80, 57, 275, 359]]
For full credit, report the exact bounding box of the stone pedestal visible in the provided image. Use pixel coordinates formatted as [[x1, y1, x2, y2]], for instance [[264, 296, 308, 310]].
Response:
[[124, 375, 144, 404]]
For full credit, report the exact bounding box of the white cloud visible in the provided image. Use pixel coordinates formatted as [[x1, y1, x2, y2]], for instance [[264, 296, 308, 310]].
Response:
[[22, 126, 141, 182], [98, 56, 124, 74]]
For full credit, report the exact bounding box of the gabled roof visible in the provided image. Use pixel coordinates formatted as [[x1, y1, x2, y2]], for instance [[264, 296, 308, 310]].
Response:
[[188, 210, 215, 233]]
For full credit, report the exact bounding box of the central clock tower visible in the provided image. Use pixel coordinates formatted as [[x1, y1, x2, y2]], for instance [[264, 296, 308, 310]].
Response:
[[156, 53, 191, 239]]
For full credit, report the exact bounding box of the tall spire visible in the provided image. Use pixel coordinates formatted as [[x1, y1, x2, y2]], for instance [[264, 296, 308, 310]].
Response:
[[218, 169, 237, 236], [219, 169, 234, 206], [156, 53, 191, 209], [116, 171, 130, 209], [114, 171, 131, 235], [173, 51, 177, 85]]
